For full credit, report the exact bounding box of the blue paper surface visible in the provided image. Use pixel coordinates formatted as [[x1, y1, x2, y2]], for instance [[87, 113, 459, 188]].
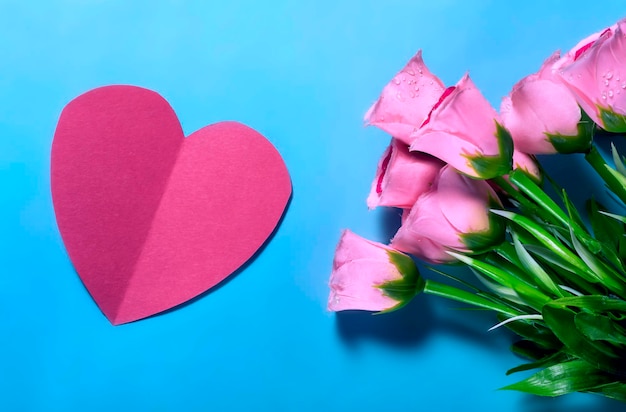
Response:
[[2, 1, 626, 410]]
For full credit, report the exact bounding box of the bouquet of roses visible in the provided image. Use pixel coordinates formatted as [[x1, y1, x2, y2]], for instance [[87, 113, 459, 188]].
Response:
[[328, 18, 626, 401]]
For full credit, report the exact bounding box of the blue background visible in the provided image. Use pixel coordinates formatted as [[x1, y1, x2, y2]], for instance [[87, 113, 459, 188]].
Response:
[[2, 1, 626, 411]]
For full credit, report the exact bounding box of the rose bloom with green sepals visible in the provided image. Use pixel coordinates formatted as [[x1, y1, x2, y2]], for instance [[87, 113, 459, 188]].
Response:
[[328, 230, 423, 313], [391, 165, 505, 264]]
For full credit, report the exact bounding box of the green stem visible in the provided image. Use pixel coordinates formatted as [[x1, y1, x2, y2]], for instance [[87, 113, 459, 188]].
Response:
[[423, 279, 522, 318], [509, 171, 593, 245], [585, 144, 626, 205], [492, 176, 557, 226]]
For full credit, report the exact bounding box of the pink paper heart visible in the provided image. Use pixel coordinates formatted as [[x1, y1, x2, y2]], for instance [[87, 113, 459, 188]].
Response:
[[51, 85, 291, 325]]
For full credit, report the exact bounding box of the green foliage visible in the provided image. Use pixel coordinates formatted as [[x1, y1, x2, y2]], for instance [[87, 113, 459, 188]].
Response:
[[502, 359, 620, 397], [387, 132, 626, 401], [456, 141, 626, 400]]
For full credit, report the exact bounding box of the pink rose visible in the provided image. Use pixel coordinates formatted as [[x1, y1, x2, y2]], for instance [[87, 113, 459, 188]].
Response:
[[558, 18, 626, 132], [328, 230, 423, 312], [367, 138, 444, 210], [391, 165, 504, 263], [409, 74, 513, 179], [364, 50, 446, 145], [500, 52, 591, 154]]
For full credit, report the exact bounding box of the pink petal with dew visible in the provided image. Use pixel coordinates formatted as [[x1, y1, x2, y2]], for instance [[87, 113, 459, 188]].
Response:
[[365, 50, 446, 144], [410, 75, 502, 177], [560, 23, 626, 123], [538, 51, 563, 79]]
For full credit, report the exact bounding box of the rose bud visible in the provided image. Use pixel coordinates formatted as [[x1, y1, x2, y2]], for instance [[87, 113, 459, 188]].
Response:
[[328, 230, 423, 312], [500, 52, 592, 154], [391, 165, 505, 263]]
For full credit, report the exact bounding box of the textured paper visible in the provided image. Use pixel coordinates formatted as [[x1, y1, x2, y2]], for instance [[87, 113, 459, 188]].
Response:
[[51, 86, 291, 325]]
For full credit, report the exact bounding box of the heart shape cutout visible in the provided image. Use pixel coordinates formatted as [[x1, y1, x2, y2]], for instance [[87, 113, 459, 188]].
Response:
[[51, 86, 291, 325]]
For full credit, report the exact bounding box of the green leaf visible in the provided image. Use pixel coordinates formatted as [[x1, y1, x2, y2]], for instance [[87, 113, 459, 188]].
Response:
[[545, 108, 594, 153], [600, 211, 626, 224], [611, 142, 626, 177], [569, 225, 626, 297], [509, 339, 557, 363], [575, 312, 626, 346], [497, 312, 561, 350], [585, 145, 626, 205], [587, 381, 626, 401], [447, 251, 550, 311], [599, 105, 626, 133], [502, 359, 616, 397], [549, 295, 626, 312], [465, 120, 513, 179], [524, 245, 605, 295], [376, 251, 424, 313], [506, 349, 571, 375], [492, 210, 600, 284], [422, 280, 521, 318], [620, 235, 626, 265], [543, 303, 626, 375], [512, 231, 563, 297], [587, 199, 625, 271], [484, 249, 538, 286], [561, 189, 601, 253], [427, 265, 529, 315]]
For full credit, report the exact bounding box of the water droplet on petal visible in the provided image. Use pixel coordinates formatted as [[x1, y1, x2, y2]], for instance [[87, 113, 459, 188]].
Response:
[[407, 69, 415, 76], [394, 77, 401, 85], [606, 71, 614, 80], [609, 90, 614, 98], [418, 68, 423, 74], [410, 92, 415, 98], [604, 79, 610, 86], [414, 86, 420, 91], [602, 92, 607, 100], [621, 82, 626, 89], [396, 92, 403, 101]]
